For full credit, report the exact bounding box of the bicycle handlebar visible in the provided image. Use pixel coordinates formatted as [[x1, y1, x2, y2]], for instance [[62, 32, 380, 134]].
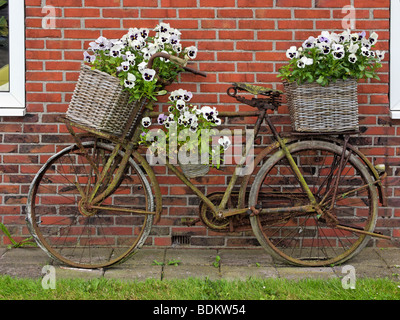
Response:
[[148, 52, 207, 78]]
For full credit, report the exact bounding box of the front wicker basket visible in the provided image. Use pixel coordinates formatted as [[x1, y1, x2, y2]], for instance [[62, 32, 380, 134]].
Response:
[[67, 64, 137, 136], [284, 79, 359, 133]]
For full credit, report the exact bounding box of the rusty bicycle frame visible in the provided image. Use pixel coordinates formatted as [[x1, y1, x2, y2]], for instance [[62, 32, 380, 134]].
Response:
[[58, 52, 390, 243]]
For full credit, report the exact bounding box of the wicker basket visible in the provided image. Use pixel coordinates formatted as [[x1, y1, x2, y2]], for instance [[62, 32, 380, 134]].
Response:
[[284, 79, 359, 133], [179, 161, 209, 179], [67, 64, 139, 136]]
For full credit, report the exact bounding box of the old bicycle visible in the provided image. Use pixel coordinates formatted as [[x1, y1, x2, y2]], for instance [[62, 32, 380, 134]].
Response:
[[26, 52, 391, 269]]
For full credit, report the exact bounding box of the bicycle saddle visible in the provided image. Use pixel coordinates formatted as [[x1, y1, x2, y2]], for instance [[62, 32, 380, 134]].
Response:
[[232, 82, 283, 96], [227, 82, 283, 109]]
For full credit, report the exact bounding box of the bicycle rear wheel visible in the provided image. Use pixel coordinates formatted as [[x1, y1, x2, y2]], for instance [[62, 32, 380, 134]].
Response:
[[26, 140, 154, 269], [249, 140, 378, 267]]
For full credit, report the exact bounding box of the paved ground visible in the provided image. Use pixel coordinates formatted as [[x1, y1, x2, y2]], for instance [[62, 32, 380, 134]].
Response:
[[1, 246, 399, 282]]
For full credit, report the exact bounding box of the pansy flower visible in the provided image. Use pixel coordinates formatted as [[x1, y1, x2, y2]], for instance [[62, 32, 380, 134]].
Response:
[[376, 50, 385, 61], [358, 31, 366, 41], [176, 99, 186, 112], [218, 136, 231, 151], [173, 43, 182, 54], [350, 33, 359, 42], [111, 45, 123, 58], [317, 43, 330, 55], [302, 36, 316, 49], [140, 28, 149, 40], [121, 61, 130, 72], [338, 30, 351, 43], [157, 114, 168, 125], [348, 42, 359, 54], [141, 68, 156, 81], [297, 56, 313, 68], [361, 46, 370, 57], [286, 46, 299, 60], [84, 51, 96, 63], [141, 117, 151, 128], [185, 46, 198, 59], [154, 22, 171, 34], [201, 106, 219, 121], [369, 32, 378, 46], [124, 73, 136, 88], [348, 53, 357, 64], [138, 61, 147, 73]]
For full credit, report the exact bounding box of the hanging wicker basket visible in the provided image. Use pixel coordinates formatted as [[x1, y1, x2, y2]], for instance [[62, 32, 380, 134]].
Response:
[[284, 79, 359, 133], [66, 64, 140, 136]]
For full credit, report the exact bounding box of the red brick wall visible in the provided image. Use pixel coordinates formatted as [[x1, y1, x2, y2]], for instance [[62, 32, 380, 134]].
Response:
[[1, 0, 398, 247]]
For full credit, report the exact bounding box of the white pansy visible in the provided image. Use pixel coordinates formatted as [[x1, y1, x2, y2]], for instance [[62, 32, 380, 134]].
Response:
[[121, 61, 130, 72], [141, 117, 151, 128], [176, 99, 186, 112], [124, 73, 136, 88], [369, 32, 379, 46], [185, 46, 198, 59], [142, 68, 156, 81], [302, 36, 316, 49], [348, 42, 359, 54], [297, 56, 313, 68], [376, 50, 385, 61], [138, 61, 147, 73], [348, 53, 357, 64], [286, 46, 299, 59], [218, 136, 231, 151], [361, 46, 370, 57]]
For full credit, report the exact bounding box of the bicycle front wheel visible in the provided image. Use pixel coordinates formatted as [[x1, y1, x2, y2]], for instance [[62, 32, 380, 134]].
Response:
[[26, 140, 154, 269], [249, 140, 378, 267]]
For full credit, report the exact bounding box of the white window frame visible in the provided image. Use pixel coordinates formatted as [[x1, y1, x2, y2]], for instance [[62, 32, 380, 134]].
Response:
[[0, 0, 25, 116], [390, 0, 400, 119]]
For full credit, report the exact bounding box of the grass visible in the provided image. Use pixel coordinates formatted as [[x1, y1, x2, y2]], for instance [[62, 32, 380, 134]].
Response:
[[0, 275, 399, 300]]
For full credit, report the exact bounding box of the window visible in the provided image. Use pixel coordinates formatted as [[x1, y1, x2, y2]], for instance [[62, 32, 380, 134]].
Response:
[[0, 0, 25, 116], [390, 0, 400, 119]]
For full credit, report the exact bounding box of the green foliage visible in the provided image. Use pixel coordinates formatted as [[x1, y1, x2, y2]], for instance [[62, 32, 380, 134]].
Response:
[[0, 223, 36, 249], [213, 255, 221, 268], [278, 30, 384, 86], [1, 276, 399, 300]]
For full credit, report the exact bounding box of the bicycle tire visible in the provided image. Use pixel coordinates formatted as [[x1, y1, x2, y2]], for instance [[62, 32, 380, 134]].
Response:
[[26, 140, 154, 269], [249, 140, 378, 267]]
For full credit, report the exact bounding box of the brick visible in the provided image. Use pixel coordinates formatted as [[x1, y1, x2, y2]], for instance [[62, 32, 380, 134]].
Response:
[[64, 8, 101, 17], [219, 30, 254, 40], [46, 0, 82, 5], [316, 0, 354, 7], [255, 9, 291, 18], [123, 0, 158, 6], [239, 20, 275, 29], [141, 9, 177, 18], [85, 19, 121, 28], [278, 20, 314, 29], [161, 0, 197, 6], [85, 0, 120, 6], [354, 0, 389, 8], [200, 0, 236, 7], [217, 9, 254, 18], [295, 9, 331, 18], [179, 9, 215, 18], [237, 0, 273, 6], [103, 9, 139, 18], [276, 0, 312, 7], [201, 19, 236, 29]]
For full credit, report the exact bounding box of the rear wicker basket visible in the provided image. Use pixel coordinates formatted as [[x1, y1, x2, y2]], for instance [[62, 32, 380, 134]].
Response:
[[284, 79, 359, 133], [67, 64, 138, 136]]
